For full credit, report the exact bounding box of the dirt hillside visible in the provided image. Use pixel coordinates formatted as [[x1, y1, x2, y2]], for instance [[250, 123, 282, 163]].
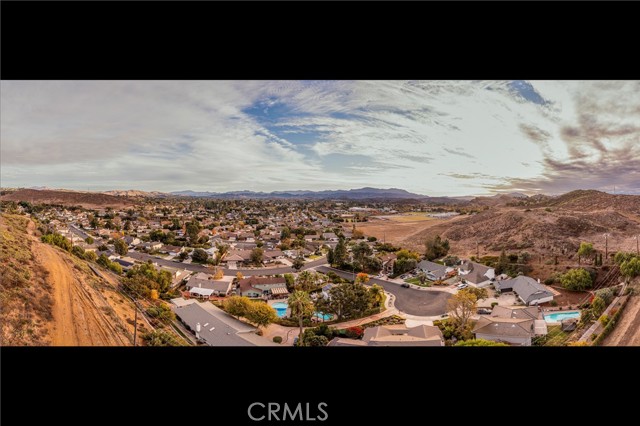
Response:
[[1, 188, 136, 208], [1, 214, 133, 346]]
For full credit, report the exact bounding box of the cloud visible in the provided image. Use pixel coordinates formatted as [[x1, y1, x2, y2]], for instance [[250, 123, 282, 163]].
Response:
[[1, 80, 638, 196]]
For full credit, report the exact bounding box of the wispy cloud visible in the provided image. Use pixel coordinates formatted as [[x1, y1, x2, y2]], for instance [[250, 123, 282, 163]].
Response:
[[1, 80, 638, 195]]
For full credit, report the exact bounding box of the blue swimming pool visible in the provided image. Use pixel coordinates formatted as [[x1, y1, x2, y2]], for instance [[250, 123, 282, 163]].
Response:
[[544, 311, 581, 323], [273, 302, 288, 318], [272, 302, 332, 321]]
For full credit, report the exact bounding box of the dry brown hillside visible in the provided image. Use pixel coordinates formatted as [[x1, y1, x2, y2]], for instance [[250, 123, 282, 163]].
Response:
[[1, 214, 135, 346], [402, 191, 640, 259], [1, 188, 136, 208]]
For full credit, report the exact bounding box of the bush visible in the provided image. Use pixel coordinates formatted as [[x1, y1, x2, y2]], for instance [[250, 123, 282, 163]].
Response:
[[550, 300, 558, 307], [491, 302, 499, 308], [345, 326, 364, 339], [272, 336, 283, 344], [599, 314, 610, 327]]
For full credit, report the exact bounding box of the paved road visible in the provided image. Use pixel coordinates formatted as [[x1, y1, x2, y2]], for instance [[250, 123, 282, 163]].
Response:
[[316, 266, 451, 316], [69, 224, 91, 240], [126, 251, 328, 276]]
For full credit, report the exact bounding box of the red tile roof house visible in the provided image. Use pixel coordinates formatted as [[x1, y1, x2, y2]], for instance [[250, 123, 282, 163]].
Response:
[[238, 276, 289, 299]]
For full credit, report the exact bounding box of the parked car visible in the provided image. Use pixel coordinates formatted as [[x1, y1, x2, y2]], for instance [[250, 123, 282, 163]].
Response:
[[456, 283, 468, 290], [477, 308, 492, 315], [401, 283, 410, 288]]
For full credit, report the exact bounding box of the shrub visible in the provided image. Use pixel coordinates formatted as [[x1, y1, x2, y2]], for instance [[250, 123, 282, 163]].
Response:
[[591, 333, 598, 341], [491, 302, 499, 308], [550, 300, 558, 307], [273, 336, 283, 344], [345, 326, 364, 339], [599, 314, 610, 327]]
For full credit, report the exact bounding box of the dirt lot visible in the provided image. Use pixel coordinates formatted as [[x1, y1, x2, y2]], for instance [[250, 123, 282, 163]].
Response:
[[602, 293, 640, 346], [354, 215, 466, 248]]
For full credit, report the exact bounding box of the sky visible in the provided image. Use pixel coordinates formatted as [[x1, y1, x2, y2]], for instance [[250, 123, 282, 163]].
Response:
[[1, 80, 639, 196]]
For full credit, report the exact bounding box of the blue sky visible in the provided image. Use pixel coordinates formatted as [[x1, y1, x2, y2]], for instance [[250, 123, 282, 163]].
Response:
[[1, 80, 638, 196]]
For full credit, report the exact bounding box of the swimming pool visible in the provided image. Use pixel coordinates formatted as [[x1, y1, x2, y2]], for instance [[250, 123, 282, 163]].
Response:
[[544, 311, 581, 323], [272, 302, 332, 321], [272, 302, 288, 318]]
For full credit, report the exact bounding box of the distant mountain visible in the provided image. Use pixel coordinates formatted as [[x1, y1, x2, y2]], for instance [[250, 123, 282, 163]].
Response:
[[171, 187, 438, 200], [102, 189, 169, 198]]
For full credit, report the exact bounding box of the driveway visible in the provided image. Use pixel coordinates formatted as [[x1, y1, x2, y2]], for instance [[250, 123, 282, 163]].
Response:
[[316, 266, 451, 316]]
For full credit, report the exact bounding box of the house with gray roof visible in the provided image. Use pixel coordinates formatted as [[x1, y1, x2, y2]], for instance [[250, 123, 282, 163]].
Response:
[[416, 260, 451, 281], [473, 306, 547, 346], [494, 275, 554, 305], [328, 324, 444, 347], [458, 260, 495, 287], [185, 275, 232, 298], [172, 301, 276, 346]]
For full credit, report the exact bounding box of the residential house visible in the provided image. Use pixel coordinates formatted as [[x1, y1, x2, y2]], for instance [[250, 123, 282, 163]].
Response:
[[328, 324, 444, 347], [161, 244, 184, 256], [185, 274, 232, 299], [123, 236, 141, 246], [458, 260, 495, 287], [380, 253, 397, 275], [263, 249, 285, 263], [322, 232, 339, 242], [172, 300, 276, 346], [494, 275, 554, 306], [472, 306, 548, 346], [137, 241, 163, 251], [238, 276, 289, 299], [416, 260, 452, 281]]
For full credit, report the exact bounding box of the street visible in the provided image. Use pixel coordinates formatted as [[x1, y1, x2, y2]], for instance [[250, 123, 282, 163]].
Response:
[[316, 266, 451, 316], [126, 251, 328, 276]]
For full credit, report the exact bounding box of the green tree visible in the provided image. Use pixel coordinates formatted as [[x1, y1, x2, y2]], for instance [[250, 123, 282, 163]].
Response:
[[424, 235, 450, 261], [614, 252, 637, 266], [295, 271, 320, 291], [455, 339, 508, 347], [90, 216, 100, 229], [396, 249, 419, 261], [292, 255, 305, 271], [369, 284, 384, 308], [114, 239, 128, 256], [284, 273, 295, 291], [85, 236, 94, 244], [577, 242, 594, 265], [288, 291, 314, 346], [326, 247, 334, 265], [560, 268, 593, 291], [123, 220, 132, 231], [142, 330, 181, 346], [324, 282, 374, 321], [461, 287, 488, 301], [186, 221, 201, 244], [191, 248, 209, 263], [417, 271, 427, 285], [352, 241, 373, 270], [305, 335, 329, 347], [620, 257, 640, 279], [246, 302, 278, 329], [85, 251, 97, 262], [447, 290, 477, 332], [71, 245, 86, 259], [280, 227, 291, 240], [591, 296, 606, 317], [333, 238, 347, 267], [355, 272, 369, 285], [393, 258, 417, 275], [224, 296, 252, 318], [146, 303, 176, 323], [250, 247, 264, 265], [495, 249, 509, 275]]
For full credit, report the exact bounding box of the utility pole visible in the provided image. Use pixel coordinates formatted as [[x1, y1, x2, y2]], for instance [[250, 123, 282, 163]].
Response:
[[133, 299, 138, 346], [604, 233, 609, 264], [636, 235, 639, 256], [476, 241, 479, 259]]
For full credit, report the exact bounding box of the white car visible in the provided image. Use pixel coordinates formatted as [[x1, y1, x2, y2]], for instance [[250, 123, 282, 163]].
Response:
[[456, 283, 468, 290]]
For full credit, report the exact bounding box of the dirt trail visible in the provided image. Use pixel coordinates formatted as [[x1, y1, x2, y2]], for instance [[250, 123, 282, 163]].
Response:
[[34, 242, 131, 346], [602, 295, 640, 346]]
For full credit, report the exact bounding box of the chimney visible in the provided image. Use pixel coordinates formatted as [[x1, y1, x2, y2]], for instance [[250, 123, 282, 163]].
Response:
[[199, 282, 202, 288], [196, 322, 201, 339]]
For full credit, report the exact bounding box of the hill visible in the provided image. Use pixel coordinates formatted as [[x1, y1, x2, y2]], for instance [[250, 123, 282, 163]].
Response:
[[1, 188, 136, 208], [402, 192, 640, 258], [102, 189, 169, 198], [0, 214, 134, 346]]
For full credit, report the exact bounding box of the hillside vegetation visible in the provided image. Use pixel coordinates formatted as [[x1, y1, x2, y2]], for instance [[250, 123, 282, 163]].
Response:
[[1, 214, 53, 345]]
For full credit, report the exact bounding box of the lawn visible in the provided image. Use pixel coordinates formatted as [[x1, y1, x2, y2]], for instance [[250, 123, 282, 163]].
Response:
[[405, 277, 432, 287]]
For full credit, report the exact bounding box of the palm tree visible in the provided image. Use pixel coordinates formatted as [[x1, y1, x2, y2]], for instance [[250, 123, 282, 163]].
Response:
[[369, 284, 384, 308], [288, 291, 314, 346]]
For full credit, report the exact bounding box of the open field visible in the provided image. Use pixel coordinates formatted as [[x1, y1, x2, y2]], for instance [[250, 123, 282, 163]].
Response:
[[353, 215, 466, 247]]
